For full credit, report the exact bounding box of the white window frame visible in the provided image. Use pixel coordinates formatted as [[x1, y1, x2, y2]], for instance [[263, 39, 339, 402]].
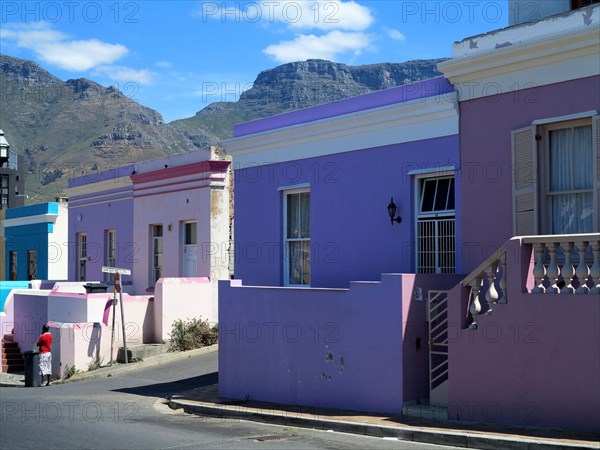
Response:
[[283, 187, 311, 287], [541, 118, 594, 234], [181, 221, 197, 277], [104, 229, 117, 283], [150, 225, 163, 286], [414, 172, 456, 274], [77, 233, 87, 281]]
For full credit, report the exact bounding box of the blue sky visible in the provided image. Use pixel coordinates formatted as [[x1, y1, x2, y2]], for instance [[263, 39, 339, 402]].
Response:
[[1, 1, 509, 122]]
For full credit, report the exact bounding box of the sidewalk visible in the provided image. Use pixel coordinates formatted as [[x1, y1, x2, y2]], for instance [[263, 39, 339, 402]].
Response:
[[168, 385, 600, 450], [0, 344, 218, 388]]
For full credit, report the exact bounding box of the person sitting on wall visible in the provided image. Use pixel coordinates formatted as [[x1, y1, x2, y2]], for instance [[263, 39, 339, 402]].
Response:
[[36, 324, 53, 386]]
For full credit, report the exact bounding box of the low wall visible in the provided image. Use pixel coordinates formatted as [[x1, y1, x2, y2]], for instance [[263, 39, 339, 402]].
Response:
[[447, 238, 600, 432], [48, 321, 112, 378], [153, 277, 214, 342], [219, 274, 405, 414], [12, 290, 50, 352]]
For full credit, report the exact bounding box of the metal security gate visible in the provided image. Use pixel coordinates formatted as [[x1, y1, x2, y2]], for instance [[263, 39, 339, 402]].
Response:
[[428, 290, 449, 406], [417, 218, 455, 274]]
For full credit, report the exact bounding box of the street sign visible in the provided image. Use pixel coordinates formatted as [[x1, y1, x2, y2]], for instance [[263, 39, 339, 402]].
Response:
[[101, 266, 131, 275]]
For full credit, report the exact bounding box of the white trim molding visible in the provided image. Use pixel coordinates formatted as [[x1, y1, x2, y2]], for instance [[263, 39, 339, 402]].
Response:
[[225, 93, 458, 168], [439, 18, 600, 102], [3, 213, 58, 228]]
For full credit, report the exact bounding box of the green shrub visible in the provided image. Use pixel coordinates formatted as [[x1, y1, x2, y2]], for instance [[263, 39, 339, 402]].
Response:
[[87, 356, 103, 372], [64, 364, 79, 379], [169, 318, 218, 352]]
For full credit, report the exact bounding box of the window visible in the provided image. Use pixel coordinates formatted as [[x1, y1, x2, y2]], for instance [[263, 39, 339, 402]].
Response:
[[27, 250, 37, 280], [416, 176, 456, 274], [9, 250, 17, 281], [284, 189, 310, 286], [151, 225, 163, 285], [1, 175, 8, 209], [572, 0, 600, 10], [104, 230, 116, 283], [77, 233, 87, 281], [546, 122, 593, 234], [512, 115, 599, 235], [181, 221, 197, 277]]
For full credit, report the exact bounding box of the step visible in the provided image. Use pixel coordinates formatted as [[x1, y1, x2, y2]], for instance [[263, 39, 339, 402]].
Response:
[[4, 365, 24, 373], [2, 347, 21, 355], [2, 355, 24, 363], [117, 343, 170, 363], [2, 334, 14, 343], [2, 342, 19, 349]]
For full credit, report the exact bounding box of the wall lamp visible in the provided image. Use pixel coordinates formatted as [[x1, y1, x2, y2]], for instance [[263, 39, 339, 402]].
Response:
[[387, 197, 401, 225]]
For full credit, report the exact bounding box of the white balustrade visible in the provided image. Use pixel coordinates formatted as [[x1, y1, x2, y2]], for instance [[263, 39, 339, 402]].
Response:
[[523, 234, 600, 294], [462, 233, 599, 330]]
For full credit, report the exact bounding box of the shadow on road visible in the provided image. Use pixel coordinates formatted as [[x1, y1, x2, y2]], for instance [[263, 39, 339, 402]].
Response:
[[112, 372, 218, 398]]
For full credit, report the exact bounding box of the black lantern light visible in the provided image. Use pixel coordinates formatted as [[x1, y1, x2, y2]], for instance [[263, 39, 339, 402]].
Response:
[[387, 197, 401, 225]]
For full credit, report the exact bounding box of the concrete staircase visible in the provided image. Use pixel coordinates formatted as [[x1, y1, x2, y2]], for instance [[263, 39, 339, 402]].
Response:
[[1, 333, 24, 373]]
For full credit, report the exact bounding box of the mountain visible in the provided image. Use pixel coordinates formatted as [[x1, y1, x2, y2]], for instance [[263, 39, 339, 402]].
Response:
[[0, 54, 196, 201], [0, 55, 446, 201], [170, 58, 447, 147]]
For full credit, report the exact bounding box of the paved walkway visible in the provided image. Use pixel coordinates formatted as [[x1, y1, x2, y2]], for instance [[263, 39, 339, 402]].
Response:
[[2, 348, 598, 450], [168, 387, 599, 450]]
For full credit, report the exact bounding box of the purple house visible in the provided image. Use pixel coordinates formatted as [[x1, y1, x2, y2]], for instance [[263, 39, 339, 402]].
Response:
[[221, 77, 463, 413], [219, 0, 599, 433], [438, 2, 600, 432]]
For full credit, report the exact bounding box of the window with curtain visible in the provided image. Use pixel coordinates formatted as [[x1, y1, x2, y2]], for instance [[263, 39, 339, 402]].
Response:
[[548, 124, 593, 234], [284, 189, 310, 286]]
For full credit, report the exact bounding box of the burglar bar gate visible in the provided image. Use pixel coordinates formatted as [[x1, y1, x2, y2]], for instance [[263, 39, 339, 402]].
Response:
[[428, 290, 449, 397]]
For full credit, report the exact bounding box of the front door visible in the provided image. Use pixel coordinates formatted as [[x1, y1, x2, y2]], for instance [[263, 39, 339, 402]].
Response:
[[182, 222, 197, 277]]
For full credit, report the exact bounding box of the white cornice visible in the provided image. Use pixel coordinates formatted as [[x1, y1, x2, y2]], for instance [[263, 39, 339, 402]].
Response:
[[225, 93, 458, 167], [3, 213, 58, 229], [438, 26, 600, 101], [66, 176, 132, 199]]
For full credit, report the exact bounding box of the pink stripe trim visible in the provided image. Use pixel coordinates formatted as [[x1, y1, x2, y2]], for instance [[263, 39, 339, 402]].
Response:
[[132, 160, 230, 184]]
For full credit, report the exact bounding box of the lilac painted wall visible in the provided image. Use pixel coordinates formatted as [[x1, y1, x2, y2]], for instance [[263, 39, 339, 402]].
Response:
[[234, 136, 460, 288], [219, 274, 405, 413], [447, 238, 600, 431], [458, 76, 600, 273], [68, 194, 134, 283]]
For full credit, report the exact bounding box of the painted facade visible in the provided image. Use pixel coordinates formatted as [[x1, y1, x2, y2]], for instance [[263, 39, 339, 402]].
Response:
[[221, 77, 462, 411], [438, 3, 600, 432], [220, 2, 600, 432], [66, 148, 231, 322], [2, 201, 68, 281]]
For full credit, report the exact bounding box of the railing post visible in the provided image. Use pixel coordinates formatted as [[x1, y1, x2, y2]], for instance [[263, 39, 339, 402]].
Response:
[[498, 253, 507, 303], [590, 243, 600, 295], [532, 243, 546, 293], [546, 243, 560, 294], [468, 277, 482, 330], [561, 242, 575, 294], [485, 263, 499, 314], [575, 241, 590, 294]]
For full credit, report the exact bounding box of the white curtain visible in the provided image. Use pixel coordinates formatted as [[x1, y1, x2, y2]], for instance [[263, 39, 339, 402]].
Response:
[[286, 192, 310, 285], [550, 125, 593, 234]]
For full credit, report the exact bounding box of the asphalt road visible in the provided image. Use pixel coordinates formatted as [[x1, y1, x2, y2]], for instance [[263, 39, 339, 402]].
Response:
[[0, 351, 463, 449]]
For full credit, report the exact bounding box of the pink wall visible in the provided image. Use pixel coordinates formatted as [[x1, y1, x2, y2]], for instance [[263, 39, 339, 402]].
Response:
[[447, 238, 600, 431], [12, 291, 50, 352], [458, 76, 600, 272], [153, 277, 214, 342]]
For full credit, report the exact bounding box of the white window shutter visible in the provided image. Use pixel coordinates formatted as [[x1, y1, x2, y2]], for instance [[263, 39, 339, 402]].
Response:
[[593, 115, 600, 232], [511, 126, 537, 236]]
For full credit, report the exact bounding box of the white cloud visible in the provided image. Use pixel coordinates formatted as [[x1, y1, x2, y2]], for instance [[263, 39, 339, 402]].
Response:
[[94, 66, 156, 85], [0, 23, 127, 71], [156, 61, 172, 68], [387, 28, 406, 42], [264, 30, 370, 63], [199, 1, 373, 31]]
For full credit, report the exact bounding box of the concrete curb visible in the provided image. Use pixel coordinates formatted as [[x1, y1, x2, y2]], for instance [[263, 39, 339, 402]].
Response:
[[0, 345, 218, 387], [167, 398, 598, 450]]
